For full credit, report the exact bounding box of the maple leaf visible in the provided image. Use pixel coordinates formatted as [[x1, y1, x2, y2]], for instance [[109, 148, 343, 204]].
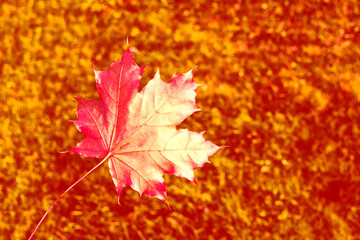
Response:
[[71, 48, 220, 201], [28, 48, 220, 240]]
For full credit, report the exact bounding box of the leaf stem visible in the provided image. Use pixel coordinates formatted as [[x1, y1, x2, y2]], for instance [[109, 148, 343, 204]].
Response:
[[28, 153, 111, 240]]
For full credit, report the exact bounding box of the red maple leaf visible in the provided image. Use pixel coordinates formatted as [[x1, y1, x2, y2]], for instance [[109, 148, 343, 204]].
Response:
[[28, 48, 220, 239], [71, 48, 220, 201]]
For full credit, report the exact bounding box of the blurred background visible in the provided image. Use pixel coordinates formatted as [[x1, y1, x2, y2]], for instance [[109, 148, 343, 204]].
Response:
[[1, 0, 360, 239]]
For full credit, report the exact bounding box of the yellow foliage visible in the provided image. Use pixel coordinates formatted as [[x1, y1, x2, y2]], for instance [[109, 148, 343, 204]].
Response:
[[1, 0, 360, 239]]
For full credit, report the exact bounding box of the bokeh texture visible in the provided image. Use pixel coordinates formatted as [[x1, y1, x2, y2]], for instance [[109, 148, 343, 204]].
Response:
[[1, 0, 360, 239]]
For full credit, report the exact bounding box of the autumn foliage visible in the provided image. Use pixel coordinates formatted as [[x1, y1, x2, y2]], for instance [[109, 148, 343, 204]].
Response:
[[71, 48, 219, 202], [1, 0, 360, 239]]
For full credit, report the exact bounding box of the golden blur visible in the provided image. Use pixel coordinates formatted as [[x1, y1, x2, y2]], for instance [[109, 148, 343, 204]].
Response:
[[1, 0, 360, 239]]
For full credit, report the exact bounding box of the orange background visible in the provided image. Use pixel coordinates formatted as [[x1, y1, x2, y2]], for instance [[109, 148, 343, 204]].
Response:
[[1, 0, 360, 239]]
